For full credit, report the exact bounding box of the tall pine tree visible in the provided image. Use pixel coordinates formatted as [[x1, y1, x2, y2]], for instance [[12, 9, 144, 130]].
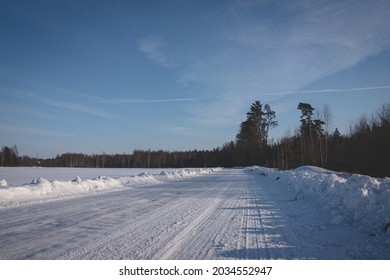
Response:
[[236, 101, 278, 165]]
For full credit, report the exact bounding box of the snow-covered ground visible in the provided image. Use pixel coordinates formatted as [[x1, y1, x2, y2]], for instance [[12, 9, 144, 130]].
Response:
[[0, 167, 194, 186], [0, 167, 389, 259], [0, 167, 219, 208], [248, 166, 390, 238]]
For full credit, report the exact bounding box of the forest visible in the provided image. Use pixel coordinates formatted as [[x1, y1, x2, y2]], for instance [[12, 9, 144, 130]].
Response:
[[2, 100, 390, 177]]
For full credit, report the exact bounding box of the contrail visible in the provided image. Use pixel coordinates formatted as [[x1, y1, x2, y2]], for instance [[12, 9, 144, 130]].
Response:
[[257, 85, 390, 97], [108, 97, 203, 104], [115, 85, 390, 103]]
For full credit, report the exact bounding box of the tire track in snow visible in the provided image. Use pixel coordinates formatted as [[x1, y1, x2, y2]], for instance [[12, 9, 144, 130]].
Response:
[[247, 184, 272, 259], [154, 182, 247, 259], [245, 181, 302, 259], [60, 175, 227, 259], [154, 198, 223, 259], [61, 195, 206, 259], [234, 183, 271, 259]]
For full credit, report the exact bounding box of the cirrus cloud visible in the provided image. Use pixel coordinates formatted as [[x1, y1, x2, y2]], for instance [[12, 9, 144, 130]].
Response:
[[137, 35, 177, 68]]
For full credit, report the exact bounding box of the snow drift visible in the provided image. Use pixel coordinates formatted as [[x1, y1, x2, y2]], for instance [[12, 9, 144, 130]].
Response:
[[0, 168, 221, 207], [248, 166, 390, 236]]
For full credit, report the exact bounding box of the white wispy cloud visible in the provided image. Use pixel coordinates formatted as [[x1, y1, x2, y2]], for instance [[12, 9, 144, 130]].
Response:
[[1, 85, 120, 120], [137, 35, 177, 68], [0, 123, 77, 138], [177, 0, 390, 127], [48, 101, 120, 119], [1, 103, 59, 120]]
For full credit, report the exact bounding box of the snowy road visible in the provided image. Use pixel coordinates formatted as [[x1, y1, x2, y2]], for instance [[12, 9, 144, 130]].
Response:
[[0, 168, 388, 259]]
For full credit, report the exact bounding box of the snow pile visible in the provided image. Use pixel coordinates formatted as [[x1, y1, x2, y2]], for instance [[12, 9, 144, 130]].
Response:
[[248, 166, 390, 235], [158, 168, 219, 180], [0, 179, 7, 187], [0, 168, 221, 207]]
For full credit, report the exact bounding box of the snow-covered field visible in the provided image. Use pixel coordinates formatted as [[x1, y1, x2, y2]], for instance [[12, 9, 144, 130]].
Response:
[[0, 166, 389, 259], [0, 167, 219, 207], [0, 167, 195, 186]]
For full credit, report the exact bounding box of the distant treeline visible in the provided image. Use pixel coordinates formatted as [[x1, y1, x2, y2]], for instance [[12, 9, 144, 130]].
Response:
[[2, 101, 390, 177], [23, 150, 222, 169]]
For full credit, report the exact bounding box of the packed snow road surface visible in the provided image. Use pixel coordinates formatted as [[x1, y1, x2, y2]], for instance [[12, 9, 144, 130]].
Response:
[[0, 168, 389, 259]]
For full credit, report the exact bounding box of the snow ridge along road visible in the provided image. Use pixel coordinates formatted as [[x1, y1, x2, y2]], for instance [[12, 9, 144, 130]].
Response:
[[0, 168, 389, 259]]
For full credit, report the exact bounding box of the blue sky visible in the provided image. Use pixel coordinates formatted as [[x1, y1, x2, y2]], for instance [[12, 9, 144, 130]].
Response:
[[1, 0, 390, 158]]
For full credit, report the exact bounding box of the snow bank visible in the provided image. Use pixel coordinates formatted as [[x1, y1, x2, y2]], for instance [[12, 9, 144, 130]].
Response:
[[0, 179, 7, 187], [248, 166, 390, 235], [0, 168, 221, 207]]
